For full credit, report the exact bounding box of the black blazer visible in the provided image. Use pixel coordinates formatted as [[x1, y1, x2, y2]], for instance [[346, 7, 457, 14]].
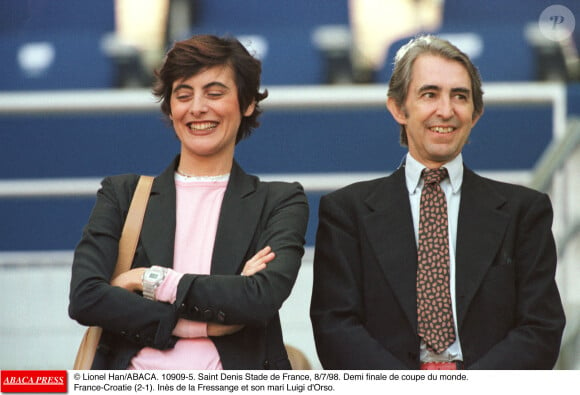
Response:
[[310, 165, 565, 369], [69, 156, 309, 369]]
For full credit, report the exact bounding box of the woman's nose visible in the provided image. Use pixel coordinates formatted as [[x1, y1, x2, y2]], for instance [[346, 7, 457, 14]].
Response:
[[190, 96, 208, 116]]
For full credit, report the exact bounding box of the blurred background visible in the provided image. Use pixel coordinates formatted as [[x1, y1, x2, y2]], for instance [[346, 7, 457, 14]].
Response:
[[1, 0, 579, 370]]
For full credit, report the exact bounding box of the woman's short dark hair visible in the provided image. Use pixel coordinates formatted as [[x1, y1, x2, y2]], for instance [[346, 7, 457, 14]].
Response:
[[387, 35, 484, 146], [153, 35, 268, 143]]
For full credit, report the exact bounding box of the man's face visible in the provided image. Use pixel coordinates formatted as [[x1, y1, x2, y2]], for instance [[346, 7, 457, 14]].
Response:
[[387, 54, 482, 168]]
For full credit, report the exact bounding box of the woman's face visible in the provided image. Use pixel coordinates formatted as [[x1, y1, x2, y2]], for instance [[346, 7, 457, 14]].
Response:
[[169, 65, 255, 171]]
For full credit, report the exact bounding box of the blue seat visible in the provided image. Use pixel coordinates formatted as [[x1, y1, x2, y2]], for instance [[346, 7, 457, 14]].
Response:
[[0, 31, 115, 91], [439, 0, 580, 72], [379, 0, 580, 83], [187, 0, 350, 85], [380, 25, 535, 83], [0, 0, 116, 91], [441, 0, 553, 28], [0, 0, 114, 33], [191, 0, 349, 30]]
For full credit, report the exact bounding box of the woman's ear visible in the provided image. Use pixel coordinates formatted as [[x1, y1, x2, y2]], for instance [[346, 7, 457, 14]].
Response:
[[243, 101, 256, 117]]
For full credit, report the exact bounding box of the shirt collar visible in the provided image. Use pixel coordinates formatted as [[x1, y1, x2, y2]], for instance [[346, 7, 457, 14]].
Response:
[[405, 152, 464, 195]]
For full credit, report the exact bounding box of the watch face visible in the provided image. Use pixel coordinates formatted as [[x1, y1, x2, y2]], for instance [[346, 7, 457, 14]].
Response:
[[147, 272, 160, 281]]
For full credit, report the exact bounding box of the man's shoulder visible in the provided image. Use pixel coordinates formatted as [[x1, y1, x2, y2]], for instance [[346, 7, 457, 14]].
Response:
[[323, 172, 398, 204], [465, 168, 548, 203]]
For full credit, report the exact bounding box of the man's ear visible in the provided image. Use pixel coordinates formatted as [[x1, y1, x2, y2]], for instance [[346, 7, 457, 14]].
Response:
[[471, 106, 484, 128], [243, 101, 256, 117], [386, 97, 407, 125]]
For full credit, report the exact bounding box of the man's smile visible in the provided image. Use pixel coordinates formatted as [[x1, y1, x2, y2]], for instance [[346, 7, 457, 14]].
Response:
[[428, 126, 456, 134]]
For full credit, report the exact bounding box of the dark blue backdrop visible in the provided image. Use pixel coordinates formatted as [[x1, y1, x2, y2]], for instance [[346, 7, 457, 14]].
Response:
[[0, 104, 554, 250]]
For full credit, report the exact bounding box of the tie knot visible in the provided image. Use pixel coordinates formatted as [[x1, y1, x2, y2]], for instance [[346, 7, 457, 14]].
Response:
[[422, 167, 448, 185]]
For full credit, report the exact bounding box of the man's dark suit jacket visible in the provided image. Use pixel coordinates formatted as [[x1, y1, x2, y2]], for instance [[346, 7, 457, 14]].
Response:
[[69, 156, 308, 369], [310, 165, 565, 369]]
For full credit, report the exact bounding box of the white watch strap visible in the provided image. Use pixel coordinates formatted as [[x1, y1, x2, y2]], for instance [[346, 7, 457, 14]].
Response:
[[142, 266, 167, 300]]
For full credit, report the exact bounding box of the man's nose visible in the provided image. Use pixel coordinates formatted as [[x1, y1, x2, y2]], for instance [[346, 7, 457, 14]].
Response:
[[436, 97, 454, 119]]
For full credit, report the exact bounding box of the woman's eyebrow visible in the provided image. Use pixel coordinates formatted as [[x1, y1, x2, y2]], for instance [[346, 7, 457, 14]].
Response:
[[203, 81, 230, 90], [173, 81, 229, 93], [172, 83, 192, 93]]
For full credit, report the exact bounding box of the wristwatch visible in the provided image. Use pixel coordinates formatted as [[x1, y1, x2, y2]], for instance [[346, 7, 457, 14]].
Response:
[[142, 266, 168, 301]]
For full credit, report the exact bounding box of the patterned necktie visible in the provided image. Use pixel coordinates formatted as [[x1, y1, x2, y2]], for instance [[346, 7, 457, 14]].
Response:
[[416, 167, 456, 354]]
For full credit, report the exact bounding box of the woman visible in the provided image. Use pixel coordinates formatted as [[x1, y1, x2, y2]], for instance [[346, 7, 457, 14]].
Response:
[[69, 35, 309, 369]]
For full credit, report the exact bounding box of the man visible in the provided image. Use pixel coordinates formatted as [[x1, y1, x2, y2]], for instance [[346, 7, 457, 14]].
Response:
[[310, 35, 565, 369]]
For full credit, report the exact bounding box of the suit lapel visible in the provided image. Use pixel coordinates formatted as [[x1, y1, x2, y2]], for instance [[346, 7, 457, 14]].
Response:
[[363, 167, 419, 329], [211, 161, 263, 275], [455, 168, 509, 328], [140, 158, 177, 269]]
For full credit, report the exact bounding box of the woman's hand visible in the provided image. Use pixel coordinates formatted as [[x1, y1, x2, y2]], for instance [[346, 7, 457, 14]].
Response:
[[111, 268, 146, 292], [241, 246, 275, 276]]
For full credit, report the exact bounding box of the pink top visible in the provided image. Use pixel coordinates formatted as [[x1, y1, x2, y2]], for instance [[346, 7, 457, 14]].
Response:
[[129, 173, 228, 370]]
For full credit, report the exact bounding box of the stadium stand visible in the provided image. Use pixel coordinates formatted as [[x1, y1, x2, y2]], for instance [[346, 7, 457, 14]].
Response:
[[0, 0, 559, 251]]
